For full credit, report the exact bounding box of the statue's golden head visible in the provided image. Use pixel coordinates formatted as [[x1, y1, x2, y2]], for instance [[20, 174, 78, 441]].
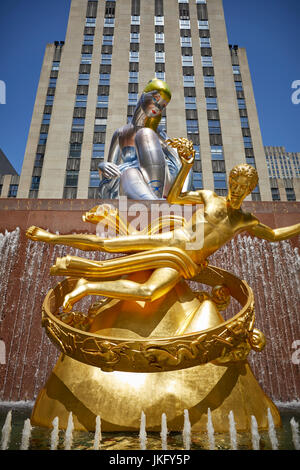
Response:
[[227, 164, 258, 209]]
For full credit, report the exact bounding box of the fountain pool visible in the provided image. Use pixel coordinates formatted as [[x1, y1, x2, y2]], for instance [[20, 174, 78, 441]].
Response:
[[1, 402, 299, 451]]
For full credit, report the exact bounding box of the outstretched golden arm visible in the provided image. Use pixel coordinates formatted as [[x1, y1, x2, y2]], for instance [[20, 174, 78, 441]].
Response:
[[166, 138, 206, 205], [248, 221, 300, 242]]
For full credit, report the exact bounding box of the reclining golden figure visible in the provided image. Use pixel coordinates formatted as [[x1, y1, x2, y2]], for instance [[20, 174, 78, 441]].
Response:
[[26, 138, 300, 314]]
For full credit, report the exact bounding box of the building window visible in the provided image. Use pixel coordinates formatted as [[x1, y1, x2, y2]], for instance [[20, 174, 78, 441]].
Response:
[[128, 93, 138, 106], [8, 184, 18, 198], [200, 37, 211, 47], [130, 33, 140, 43], [131, 15, 140, 25], [154, 16, 164, 26], [271, 188, 280, 201], [89, 171, 99, 188], [99, 73, 110, 85], [129, 51, 139, 62], [238, 99, 246, 109], [246, 157, 256, 166], [45, 95, 54, 106], [185, 96, 197, 109], [93, 143, 105, 158], [155, 33, 165, 43], [235, 81, 243, 91], [182, 56, 193, 67], [198, 20, 209, 30], [214, 173, 227, 189], [129, 71, 138, 83], [49, 78, 57, 88], [94, 118, 107, 132], [75, 95, 87, 107], [34, 153, 44, 167], [39, 133, 48, 145], [52, 61, 60, 71], [180, 36, 192, 47], [101, 54, 112, 65], [240, 117, 249, 128], [78, 73, 90, 85], [208, 120, 221, 134], [69, 143, 82, 158], [193, 172, 203, 189], [104, 18, 115, 27], [86, 18, 96, 27], [155, 52, 165, 63], [211, 146, 224, 160], [206, 97, 218, 110], [194, 145, 200, 160], [31, 176, 41, 190], [196, 0, 207, 3], [203, 76, 215, 88], [201, 56, 213, 67], [84, 35, 94, 45], [179, 19, 191, 29], [42, 114, 51, 124], [286, 188, 296, 201], [233, 65, 241, 75], [81, 53, 92, 64], [65, 171, 79, 187], [155, 71, 165, 81], [97, 95, 109, 108], [72, 118, 85, 131], [102, 35, 114, 46], [183, 75, 195, 87], [243, 136, 252, 148], [186, 119, 199, 134]]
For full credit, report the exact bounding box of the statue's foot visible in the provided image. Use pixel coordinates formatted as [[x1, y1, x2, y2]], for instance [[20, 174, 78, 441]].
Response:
[[63, 278, 89, 313], [26, 226, 55, 243]]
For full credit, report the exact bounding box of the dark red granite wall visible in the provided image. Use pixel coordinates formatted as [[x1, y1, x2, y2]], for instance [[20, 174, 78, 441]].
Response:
[[0, 199, 299, 403]]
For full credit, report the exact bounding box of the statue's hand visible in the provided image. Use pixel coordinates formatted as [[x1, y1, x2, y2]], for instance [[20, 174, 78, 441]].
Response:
[[98, 161, 121, 178], [166, 138, 195, 165]]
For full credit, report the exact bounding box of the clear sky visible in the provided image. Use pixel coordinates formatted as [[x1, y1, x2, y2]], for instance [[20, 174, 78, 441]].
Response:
[[0, 0, 299, 174]]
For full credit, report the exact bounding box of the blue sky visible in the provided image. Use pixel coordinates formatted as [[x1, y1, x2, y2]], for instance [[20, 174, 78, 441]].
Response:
[[0, 0, 299, 174]]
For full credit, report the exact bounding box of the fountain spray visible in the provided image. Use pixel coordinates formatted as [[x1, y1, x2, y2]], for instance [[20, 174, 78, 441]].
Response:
[[20, 418, 32, 450], [228, 410, 237, 450], [64, 412, 74, 450], [290, 417, 300, 450], [250, 415, 260, 450], [1, 410, 12, 450], [267, 408, 278, 450], [160, 413, 168, 450], [93, 415, 102, 450], [139, 411, 147, 450], [50, 416, 59, 450], [207, 408, 215, 450], [183, 409, 191, 450]]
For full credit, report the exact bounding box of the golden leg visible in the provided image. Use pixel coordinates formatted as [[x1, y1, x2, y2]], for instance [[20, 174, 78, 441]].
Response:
[[63, 267, 182, 312]]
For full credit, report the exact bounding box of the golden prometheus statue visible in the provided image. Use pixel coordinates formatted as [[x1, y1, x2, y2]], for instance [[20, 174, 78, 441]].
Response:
[[26, 138, 300, 433]]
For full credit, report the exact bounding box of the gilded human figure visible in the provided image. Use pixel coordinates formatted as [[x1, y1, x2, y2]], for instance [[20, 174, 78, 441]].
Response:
[[98, 78, 192, 199], [26, 139, 300, 313]]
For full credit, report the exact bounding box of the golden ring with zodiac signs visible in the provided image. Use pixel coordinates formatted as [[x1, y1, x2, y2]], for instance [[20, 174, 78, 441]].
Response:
[[41, 265, 265, 373]]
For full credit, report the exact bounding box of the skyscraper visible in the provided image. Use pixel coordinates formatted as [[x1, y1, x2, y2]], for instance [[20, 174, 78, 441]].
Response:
[[17, 0, 272, 200], [265, 145, 300, 201]]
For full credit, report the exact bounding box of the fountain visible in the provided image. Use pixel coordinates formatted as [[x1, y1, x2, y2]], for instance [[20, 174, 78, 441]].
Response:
[[183, 409, 191, 450], [64, 412, 74, 450], [1, 409, 12, 450], [50, 416, 59, 450], [139, 411, 147, 450], [228, 410, 237, 450], [0, 140, 299, 449], [290, 417, 300, 450], [20, 418, 32, 450], [206, 408, 215, 450], [251, 415, 260, 450], [267, 408, 279, 450], [93, 415, 102, 450], [160, 413, 168, 450]]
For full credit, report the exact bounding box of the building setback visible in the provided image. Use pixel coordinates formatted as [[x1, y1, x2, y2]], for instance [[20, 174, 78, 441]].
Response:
[[17, 0, 271, 200], [0, 148, 19, 198]]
